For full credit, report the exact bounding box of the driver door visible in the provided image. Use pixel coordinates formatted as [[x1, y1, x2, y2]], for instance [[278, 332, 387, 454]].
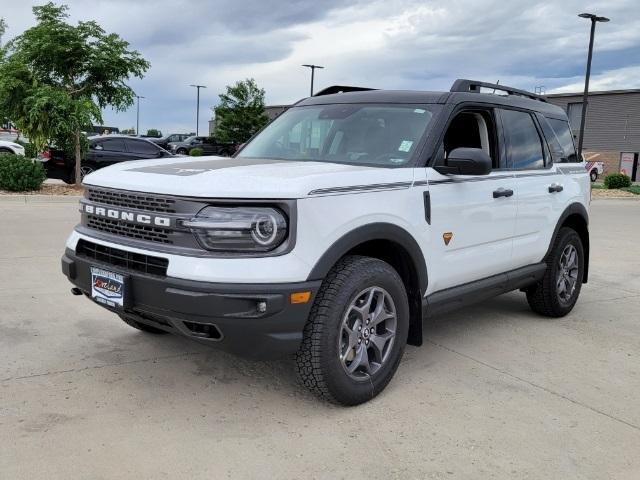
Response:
[[425, 107, 517, 293]]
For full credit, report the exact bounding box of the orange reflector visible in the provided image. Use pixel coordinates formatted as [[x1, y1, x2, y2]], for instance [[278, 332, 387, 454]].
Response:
[[290, 291, 311, 304]]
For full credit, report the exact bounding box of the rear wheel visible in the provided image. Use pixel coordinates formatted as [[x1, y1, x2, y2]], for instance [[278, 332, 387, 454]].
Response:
[[590, 169, 598, 182], [177, 148, 189, 155], [118, 314, 169, 334], [295, 256, 409, 405], [526, 227, 584, 317]]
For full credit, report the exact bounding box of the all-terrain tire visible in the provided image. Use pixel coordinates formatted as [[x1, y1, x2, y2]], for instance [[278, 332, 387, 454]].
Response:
[[590, 169, 598, 182], [118, 314, 169, 334], [526, 227, 584, 317], [295, 255, 409, 406]]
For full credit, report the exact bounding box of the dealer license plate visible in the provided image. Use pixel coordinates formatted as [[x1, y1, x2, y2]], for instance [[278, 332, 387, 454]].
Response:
[[91, 266, 126, 309]]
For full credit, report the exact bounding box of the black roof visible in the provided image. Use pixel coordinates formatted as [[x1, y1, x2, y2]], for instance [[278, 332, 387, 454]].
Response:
[[296, 79, 566, 118]]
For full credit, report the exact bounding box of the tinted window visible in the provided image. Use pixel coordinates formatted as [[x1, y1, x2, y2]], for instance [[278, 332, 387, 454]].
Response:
[[501, 110, 544, 170], [127, 139, 160, 154], [99, 138, 127, 152], [547, 118, 578, 163]]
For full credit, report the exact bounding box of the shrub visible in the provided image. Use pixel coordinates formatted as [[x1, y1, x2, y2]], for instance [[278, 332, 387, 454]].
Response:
[[604, 173, 631, 189], [190, 147, 203, 157], [0, 154, 46, 191], [16, 140, 38, 159]]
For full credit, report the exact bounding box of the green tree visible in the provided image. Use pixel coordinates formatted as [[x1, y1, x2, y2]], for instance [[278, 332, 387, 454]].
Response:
[[0, 18, 7, 49], [213, 78, 269, 144], [146, 128, 161, 137], [121, 127, 136, 135], [0, 3, 149, 185]]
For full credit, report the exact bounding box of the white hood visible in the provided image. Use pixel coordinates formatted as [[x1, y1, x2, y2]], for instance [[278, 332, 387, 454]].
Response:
[[83, 156, 415, 198]]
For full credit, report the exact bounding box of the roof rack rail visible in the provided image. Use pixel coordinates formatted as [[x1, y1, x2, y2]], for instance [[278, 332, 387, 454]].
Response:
[[450, 79, 547, 103], [313, 85, 377, 96]]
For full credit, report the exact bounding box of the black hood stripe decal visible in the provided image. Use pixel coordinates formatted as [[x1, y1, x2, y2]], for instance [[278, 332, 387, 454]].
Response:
[[128, 158, 289, 176]]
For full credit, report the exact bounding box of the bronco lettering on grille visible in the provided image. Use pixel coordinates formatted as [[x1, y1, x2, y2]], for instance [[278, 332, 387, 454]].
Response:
[[83, 204, 171, 227]]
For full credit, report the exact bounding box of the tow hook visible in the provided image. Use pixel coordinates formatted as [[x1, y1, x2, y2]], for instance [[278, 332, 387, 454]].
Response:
[[70, 287, 83, 296]]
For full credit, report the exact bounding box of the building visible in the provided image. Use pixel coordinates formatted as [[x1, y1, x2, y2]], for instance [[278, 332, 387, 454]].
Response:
[[546, 89, 640, 179], [264, 104, 290, 121]]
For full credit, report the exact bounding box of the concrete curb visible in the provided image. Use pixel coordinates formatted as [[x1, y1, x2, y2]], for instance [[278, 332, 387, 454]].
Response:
[[591, 194, 640, 200], [0, 194, 81, 204]]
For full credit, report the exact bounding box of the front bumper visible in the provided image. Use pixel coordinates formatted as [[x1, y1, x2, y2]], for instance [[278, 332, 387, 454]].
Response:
[[62, 248, 321, 359]]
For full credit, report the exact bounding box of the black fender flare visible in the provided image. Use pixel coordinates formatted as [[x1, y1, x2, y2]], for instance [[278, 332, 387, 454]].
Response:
[[546, 202, 590, 282], [306, 222, 428, 294]]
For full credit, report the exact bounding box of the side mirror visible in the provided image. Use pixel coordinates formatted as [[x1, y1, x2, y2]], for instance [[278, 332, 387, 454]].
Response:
[[435, 147, 492, 175]]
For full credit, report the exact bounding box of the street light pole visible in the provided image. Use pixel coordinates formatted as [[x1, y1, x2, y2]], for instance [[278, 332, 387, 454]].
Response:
[[302, 64, 324, 96], [576, 13, 609, 159], [189, 84, 207, 136], [135, 95, 145, 136]]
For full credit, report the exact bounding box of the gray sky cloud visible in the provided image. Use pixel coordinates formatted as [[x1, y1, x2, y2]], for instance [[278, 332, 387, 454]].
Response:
[[1, 0, 637, 133]]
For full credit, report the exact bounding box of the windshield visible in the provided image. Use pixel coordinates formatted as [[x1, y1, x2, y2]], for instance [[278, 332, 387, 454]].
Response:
[[238, 103, 439, 167]]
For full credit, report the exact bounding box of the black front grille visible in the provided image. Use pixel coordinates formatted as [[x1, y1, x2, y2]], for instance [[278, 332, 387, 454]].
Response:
[[76, 239, 169, 276], [87, 215, 173, 244], [86, 187, 176, 213]]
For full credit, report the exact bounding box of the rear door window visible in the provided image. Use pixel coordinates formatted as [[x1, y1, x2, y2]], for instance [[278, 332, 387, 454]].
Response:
[[500, 109, 545, 170]]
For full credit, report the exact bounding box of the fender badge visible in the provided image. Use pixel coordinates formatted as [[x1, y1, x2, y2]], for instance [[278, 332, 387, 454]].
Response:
[[443, 232, 453, 246]]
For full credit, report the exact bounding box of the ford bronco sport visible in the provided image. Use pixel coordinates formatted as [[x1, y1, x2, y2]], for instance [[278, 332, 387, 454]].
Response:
[[62, 80, 590, 405]]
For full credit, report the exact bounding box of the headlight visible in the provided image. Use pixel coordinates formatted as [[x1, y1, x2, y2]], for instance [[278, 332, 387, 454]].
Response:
[[182, 206, 288, 252]]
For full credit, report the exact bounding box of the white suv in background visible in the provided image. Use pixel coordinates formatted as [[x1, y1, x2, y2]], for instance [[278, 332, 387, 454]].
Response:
[[0, 139, 26, 156], [62, 80, 590, 405]]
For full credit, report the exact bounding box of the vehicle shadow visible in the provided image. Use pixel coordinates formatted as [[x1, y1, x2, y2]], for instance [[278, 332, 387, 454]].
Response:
[[112, 291, 541, 406]]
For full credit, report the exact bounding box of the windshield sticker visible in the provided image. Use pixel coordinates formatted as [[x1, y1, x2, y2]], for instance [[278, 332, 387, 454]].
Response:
[[414, 108, 426, 114], [398, 140, 413, 152]]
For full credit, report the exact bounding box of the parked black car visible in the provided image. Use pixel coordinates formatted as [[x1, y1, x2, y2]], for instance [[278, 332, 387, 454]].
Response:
[[168, 136, 236, 156], [149, 133, 192, 150], [40, 135, 174, 184]]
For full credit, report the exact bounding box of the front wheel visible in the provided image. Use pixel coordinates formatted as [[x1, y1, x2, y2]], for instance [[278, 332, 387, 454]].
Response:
[[590, 169, 598, 182], [526, 227, 584, 317], [295, 256, 409, 405], [80, 163, 96, 179]]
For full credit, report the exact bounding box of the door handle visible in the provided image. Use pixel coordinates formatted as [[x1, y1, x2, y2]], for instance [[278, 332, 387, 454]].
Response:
[[493, 188, 514, 198], [548, 183, 564, 193]]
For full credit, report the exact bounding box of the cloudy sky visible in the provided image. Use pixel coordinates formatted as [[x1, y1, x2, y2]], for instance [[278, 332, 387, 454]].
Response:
[[2, 0, 638, 134]]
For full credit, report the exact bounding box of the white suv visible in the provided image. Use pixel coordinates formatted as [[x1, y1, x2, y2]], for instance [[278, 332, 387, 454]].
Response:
[[62, 80, 590, 405], [0, 139, 26, 156]]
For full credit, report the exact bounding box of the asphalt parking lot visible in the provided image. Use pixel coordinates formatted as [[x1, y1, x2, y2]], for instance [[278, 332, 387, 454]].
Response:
[[1, 197, 639, 479]]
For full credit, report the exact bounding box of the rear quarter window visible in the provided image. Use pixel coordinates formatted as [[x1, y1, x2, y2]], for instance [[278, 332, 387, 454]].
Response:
[[127, 140, 160, 154], [547, 118, 578, 163]]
